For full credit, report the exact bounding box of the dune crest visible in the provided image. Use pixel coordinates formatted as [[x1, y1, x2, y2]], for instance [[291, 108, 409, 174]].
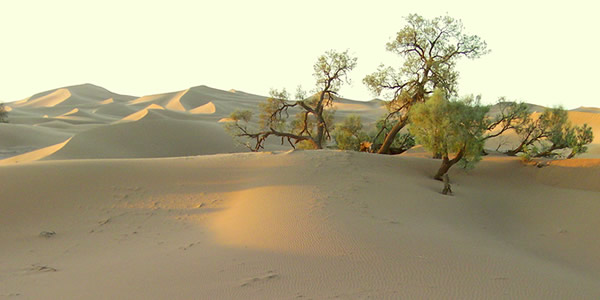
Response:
[[0, 138, 70, 164], [218, 117, 233, 123], [189, 101, 216, 114], [99, 98, 114, 104], [119, 104, 165, 122], [61, 108, 80, 116], [14, 88, 71, 108], [165, 89, 189, 111]]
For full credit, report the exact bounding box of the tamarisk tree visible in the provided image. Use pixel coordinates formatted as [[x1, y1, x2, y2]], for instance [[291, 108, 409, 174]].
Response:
[[482, 99, 530, 142], [364, 14, 489, 154], [507, 107, 593, 158], [225, 50, 357, 151], [332, 115, 369, 151], [409, 90, 488, 180]]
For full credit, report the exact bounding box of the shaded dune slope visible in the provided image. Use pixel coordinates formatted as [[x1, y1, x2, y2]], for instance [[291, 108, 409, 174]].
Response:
[[44, 118, 243, 160]]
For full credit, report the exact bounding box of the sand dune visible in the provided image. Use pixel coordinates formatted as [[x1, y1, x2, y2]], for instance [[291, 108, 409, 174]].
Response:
[[165, 89, 188, 111], [572, 106, 600, 113], [0, 124, 71, 159], [13, 84, 136, 108], [42, 119, 243, 160], [129, 90, 188, 112], [13, 88, 72, 108], [1, 151, 599, 299], [1, 84, 599, 298], [119, 104, 166, 122], [92, 102, 137, 118], [0, 138, 71, 165]]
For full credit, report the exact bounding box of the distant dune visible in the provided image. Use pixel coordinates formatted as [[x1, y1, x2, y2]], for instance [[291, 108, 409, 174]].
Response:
[[3, 83, 595, 163], [0, 84, 599, 298]]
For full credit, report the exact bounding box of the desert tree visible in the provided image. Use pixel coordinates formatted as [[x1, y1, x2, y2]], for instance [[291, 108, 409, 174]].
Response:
[[482, 99, 530, 141], [0, 103, 8, 123], [225, 50, 357, 151], [409, 89, 488, 180], [367, 115, 415, 154], [563, 124, 594, 158], [532, 123, 594, 159], [506, 107, 594, 158], [363, 14, 489, 154], [332, 115, 369, 151]]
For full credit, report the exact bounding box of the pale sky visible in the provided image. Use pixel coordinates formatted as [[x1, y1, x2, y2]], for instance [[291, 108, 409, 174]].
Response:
[[1, 0, 598, 109]]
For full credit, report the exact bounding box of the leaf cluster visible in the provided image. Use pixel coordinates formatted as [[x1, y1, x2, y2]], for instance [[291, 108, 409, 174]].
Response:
[[224, 50, 357, 151], [364, 14, 489, 102], [517, 108, 594, 159], [332, 115, 369, 151], [409, 89, 488, 167]]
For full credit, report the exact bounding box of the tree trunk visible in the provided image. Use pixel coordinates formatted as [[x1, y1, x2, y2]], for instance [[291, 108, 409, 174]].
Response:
[[434, 156, 452, 181], [377, 115, 409, 154], [315, 116, 325, 149], [434, 149, 464, 181], [506, 142, 526, 156]]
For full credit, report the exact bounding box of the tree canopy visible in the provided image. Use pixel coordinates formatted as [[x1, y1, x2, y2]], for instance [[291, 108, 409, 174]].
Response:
[[409, 90, 488, 180], [364, 14, 489, 154], [507, 107, 594, 159], [332, 115, 369, 151], [225, 50, 357, 150]]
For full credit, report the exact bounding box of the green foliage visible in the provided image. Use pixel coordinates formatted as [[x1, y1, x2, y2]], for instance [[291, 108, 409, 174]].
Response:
[[0, 103, 7, 123], [568, 124, 594, 158], [363, 14, 489, 101], [258, 89, 291, 131], [483, 99, 530, 140], [223, 50, 357, 151], [371, 117, 415, 150], [511, 107, 594, 159], [409, 89, 488, 176], [333, 115, 369, 151], [224, 109, 256, 149], [362, 14, 489, 154], [314, 50, 357, 94]]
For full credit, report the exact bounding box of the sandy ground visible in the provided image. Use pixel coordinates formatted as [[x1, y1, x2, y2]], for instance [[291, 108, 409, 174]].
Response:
[[1, 84, 599, 299]]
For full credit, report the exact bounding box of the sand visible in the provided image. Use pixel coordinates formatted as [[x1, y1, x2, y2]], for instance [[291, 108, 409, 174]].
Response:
[[1, 84, 599, 299]]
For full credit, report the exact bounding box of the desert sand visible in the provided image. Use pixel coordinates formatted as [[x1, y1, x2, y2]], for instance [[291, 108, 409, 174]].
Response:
[[1, 84, 599, 299]]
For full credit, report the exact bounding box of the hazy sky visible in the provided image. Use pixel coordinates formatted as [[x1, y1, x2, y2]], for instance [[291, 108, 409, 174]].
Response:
[[1, 0, 598, 108]]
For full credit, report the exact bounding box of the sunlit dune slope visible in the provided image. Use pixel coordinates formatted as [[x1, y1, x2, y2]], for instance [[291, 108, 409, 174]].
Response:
[[568, 111, 600, 143], [12, 83, 136, 108]]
